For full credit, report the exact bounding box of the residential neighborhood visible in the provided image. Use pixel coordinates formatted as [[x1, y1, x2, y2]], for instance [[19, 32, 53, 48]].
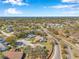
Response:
[[0, 17, 79, 59]]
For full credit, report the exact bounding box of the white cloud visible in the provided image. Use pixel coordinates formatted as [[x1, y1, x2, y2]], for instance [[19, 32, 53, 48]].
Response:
[[62, 10, 79, 16], [62, 0, 79, 3], [3, 0, 29, 6], [45, 5, 75, 9], [63, 11, 76, 14], [44, 4, 79, 16], [4, 8, 23, 14], [44, 4, 79, 10]]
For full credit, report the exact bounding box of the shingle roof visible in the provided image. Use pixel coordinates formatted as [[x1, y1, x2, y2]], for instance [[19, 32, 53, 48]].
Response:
[[4, 49, 24, 59]]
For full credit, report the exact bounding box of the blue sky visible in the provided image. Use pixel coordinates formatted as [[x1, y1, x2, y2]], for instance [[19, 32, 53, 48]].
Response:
[[0, 0, 79, 17]]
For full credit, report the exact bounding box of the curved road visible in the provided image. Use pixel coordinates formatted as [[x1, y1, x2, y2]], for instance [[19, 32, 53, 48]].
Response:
[[66, 46, 73, 59], [0, 30, 14, 37], [40, 26, 62, 59], [52, 44, 62, 59], [57, 35, 79, 50]]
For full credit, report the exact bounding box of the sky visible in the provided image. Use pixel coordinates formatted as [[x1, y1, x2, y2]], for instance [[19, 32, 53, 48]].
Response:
[[0, 0, 79, 17]]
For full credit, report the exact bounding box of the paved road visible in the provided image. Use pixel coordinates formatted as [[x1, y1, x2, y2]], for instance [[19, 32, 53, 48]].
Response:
[[52, 43, 62, 59], [66, 46, 73, 59], [57, 35, 79, 50], [0, 30, 14, 37], [40, 26, 62, 59], [40, 25, 79, 59]]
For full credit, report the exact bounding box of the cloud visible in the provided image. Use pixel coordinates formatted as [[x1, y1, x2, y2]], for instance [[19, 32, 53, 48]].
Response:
[[62, 0, 79, 3], [44, 4, 79, 10], [3, 0, 29, 6], [63, 11, 77, 14], [62, 10, 79, 16], [44, 4, 79, 16], [44, 5, 75, 9], [47, 5, 74, 9], [4, 8, 23, 14]]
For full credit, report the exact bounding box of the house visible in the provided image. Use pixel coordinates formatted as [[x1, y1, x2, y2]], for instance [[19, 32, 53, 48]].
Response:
[[27, 34, 36, 38], [0, 38, 5, 43], [4, 48, 25, 59], [46, 23, 64, 28], [0, 43, 7, 51], [0, 37, 10, 47], [35, 36, 47, 42], [16, 40, 35, 48], [6, 25, 13, 32], [3, 42, 10, 46], [16, 41, 25, 48]]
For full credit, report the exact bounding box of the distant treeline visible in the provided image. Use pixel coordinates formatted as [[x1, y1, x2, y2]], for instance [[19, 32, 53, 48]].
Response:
[[0, 17, 79, 24], [0, 17, 79, 20]]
